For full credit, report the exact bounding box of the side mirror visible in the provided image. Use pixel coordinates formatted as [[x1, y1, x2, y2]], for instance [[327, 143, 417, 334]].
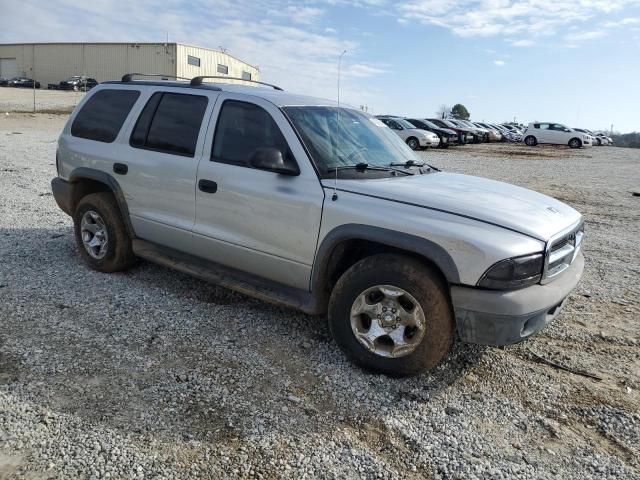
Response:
[[249, 147, 300, 176]]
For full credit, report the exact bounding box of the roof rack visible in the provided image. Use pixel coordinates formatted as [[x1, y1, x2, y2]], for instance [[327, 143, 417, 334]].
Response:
[[190, 75, 283, 91], [121, 73, 191, 82]]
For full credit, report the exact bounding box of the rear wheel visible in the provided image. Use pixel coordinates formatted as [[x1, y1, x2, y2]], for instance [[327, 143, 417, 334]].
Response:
[[595, 138, 601, 146], [73, 192, 135, 272], [568, 138, 582, 149], [524, 135, 537, 146], [406, 137, 420, 150], [328, 254, 455, 376]]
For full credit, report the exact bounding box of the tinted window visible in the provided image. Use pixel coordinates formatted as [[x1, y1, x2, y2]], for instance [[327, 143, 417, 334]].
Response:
[[217, 64, 229, 74], [212, 100, 292, 168], [71, 89, 140, 143], [130, 92, 208, 157], [241, 71, 252, 81], [187, 55, 200, 67]]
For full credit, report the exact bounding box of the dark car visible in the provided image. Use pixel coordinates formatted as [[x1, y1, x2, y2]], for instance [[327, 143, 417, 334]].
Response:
[[427, 118, 478, 144], [59, 76, 99, 91], [405, 118, 459, 148], [0, 78, 9, 87], [8, 77, 41, 89]]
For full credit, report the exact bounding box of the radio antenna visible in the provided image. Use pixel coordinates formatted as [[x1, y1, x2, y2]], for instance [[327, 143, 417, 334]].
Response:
[[333, 49, 347, 201]]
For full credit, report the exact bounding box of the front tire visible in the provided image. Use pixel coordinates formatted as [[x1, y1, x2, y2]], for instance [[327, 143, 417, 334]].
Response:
[[406, 137, 420, 150], [569, 138, 582, 149], [328, 254, 455, 376], [73, 192, 135, 273], [524, 135, 537, 146]]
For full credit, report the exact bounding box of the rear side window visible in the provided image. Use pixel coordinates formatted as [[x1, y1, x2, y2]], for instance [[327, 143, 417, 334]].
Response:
[[130, 92, 208, 157], [212, 100, 291, 168], [71, 89, 140, 143]]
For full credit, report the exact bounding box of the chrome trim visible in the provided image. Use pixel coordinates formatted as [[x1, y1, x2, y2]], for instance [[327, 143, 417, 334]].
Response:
[[541, 218, 584, 284]]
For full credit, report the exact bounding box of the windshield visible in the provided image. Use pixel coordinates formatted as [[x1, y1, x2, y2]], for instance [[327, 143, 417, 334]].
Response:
[[395, 118, 416, 130], [283, 106, 419, 176], [420, 119, 439, 129]]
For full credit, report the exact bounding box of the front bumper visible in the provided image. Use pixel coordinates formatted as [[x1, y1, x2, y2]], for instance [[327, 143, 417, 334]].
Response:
[[451, 251, 584, 346], [419, 136, 439, 147]]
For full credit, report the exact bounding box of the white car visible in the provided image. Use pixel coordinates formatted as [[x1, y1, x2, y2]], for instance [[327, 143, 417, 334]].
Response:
[[523, 123, 592, 149], [376, 116, 441, 149]]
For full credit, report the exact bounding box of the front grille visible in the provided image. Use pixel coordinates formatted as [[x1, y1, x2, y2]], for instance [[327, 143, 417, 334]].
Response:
[[543, 221, 583, 282]]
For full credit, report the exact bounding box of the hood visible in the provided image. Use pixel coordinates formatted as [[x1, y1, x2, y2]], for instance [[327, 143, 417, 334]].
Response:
[[327, 172, 581, 241]]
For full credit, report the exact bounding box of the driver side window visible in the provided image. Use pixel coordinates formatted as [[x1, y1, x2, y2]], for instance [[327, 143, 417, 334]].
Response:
[[212, 100, 295, 169], [388, 120, 401, 130]]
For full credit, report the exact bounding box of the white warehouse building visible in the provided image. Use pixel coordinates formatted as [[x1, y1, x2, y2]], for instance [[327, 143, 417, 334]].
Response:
[[0, 42, 259, 86]]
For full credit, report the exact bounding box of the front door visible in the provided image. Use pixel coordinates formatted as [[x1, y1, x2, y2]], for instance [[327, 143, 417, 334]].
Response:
[[193, 94, 324, 290]]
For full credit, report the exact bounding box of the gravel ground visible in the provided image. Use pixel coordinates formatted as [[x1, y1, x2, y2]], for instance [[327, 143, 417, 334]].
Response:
[[0, 87, 84, 114], [1, 113, 639, 479]]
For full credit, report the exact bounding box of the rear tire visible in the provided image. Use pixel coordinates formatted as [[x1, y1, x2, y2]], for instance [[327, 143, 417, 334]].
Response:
[[73, 192, 135, 273], [524, 135, 537, 146], [328, 254, 455, 376], [568, 138, 582, 149]]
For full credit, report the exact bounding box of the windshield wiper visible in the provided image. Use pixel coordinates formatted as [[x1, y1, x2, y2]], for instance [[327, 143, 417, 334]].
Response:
[[389, 160, 440, 173], [327, 162, 413, 175]]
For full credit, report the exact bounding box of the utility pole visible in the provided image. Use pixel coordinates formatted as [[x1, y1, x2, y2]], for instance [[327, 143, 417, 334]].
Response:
[[32, 44, 36, 113]]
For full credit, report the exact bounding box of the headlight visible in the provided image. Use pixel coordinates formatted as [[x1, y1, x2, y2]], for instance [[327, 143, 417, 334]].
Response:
[[478, 253, 543, 290]]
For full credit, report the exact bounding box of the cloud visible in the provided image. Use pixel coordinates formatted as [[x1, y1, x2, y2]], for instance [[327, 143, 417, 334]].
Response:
[[565, 30, 608, 42], [0, 0, 388, 107], [398, 0, 637, 40], [494, 59, 505, 66], [510, 39, 534, 47]]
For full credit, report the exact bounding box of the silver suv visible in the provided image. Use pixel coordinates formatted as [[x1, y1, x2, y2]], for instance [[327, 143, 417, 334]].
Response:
[[51, 75, 585, 375]]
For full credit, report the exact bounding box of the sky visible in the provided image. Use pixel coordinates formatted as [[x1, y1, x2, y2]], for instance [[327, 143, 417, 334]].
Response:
[[1, 0, 640, 132]]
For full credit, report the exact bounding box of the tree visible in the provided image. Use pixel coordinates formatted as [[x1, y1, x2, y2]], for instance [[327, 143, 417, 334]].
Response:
[[451, 104, 470, 120], [435, 104, 451, 119]]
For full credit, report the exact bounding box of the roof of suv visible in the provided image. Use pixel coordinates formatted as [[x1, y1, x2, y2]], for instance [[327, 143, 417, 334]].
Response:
[[101, 80, 340, 108]]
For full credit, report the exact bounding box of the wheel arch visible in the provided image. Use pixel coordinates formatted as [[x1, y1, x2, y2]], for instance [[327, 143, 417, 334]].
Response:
[[311, 224, 459, 312], [67, 167, 135, 237]]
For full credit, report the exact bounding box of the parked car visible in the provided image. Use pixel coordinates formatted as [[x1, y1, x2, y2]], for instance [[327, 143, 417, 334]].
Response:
[[472, 122, 503, 142], [8, 77, 41, 88], [573, 128, 597, 145], [493, 124, 523, 142], [594, 133, 612, 146], [0, 78, 9, 87], [376, 115, 440, 149], [405, 118, 459, 148], [428, 118, 474, 144], [51, 78, 585, 376], [524, 123, 592, 148], [456, 120, 491, 142], [59, 76, 99, 91], [448, 119, 486, 143]]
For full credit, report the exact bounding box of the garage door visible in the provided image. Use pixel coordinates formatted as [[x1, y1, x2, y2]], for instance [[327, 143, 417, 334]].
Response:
[[0, 58, 18, 79]]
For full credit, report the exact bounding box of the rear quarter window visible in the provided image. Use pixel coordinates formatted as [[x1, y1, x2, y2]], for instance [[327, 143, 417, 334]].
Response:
[[71, 89, 140, 143]]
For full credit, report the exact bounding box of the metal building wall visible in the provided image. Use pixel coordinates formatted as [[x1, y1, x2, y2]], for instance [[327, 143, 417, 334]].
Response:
[[0, 43, 258, 87], [176, 44, 259, 84]]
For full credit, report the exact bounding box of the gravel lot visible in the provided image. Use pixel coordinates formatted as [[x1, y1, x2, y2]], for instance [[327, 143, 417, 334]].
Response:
[[0, 87, 84, 114], [1, 112, 639, 479]]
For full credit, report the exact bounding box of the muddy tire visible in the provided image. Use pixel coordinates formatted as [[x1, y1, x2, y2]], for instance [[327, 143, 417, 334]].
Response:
[[328, 254, 454, 376], [73, 192, 135, 273]]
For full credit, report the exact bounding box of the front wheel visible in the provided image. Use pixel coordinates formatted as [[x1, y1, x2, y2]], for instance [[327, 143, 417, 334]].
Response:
[[524, 135, 537, 146], [328, 254, 455, 376], [568, 138, 582, 149], [406, 137, 420, 150]]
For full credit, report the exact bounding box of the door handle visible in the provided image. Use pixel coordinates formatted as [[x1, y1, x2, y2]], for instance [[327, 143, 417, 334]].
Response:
[[198, 179, 218, 194], [113, 163, 128, 175]]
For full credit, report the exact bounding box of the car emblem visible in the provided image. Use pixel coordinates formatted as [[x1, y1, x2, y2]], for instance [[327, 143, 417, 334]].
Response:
[[546, 206, 560, 214]]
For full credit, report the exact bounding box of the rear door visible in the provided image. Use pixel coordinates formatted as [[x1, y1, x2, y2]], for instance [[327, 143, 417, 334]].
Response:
[[192, 93, 324, 289], [117, 88, 216, 251]]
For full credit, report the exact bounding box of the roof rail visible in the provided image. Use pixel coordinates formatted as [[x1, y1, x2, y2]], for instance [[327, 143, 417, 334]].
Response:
[[121, 73, 191, 82], [190, 75, 283, 91]]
